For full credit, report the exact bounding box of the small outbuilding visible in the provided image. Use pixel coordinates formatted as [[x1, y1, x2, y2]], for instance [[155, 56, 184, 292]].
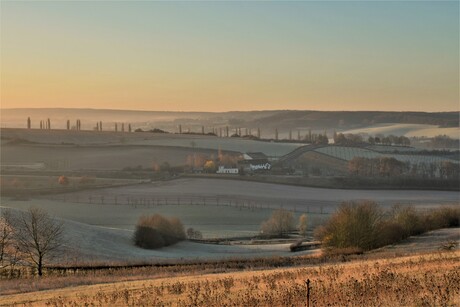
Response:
[[240, 152, 272, 172], [216, 165, 239, 174]]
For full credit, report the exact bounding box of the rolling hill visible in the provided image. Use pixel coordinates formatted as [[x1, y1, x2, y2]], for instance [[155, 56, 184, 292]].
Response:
[[2, 109, 458, 138]]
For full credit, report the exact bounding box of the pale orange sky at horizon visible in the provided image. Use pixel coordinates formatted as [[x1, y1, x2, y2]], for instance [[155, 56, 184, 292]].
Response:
[[1, 1, 458, 112]]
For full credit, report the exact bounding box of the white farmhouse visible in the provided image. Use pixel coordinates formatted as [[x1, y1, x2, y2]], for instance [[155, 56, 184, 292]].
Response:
[[216, 165, 239, 174], [240, 152, 272, 172]]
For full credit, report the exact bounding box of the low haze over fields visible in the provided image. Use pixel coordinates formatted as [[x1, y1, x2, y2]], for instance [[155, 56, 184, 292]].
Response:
[[1, 109, 458, 139]]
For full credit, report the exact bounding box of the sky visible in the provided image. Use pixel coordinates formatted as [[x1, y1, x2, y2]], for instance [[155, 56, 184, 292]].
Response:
[[1, 1, 459, 112]]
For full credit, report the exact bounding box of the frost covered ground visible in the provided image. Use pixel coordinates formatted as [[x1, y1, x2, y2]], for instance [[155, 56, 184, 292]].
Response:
[[46, 178, 460, 212], [0, 206, 317, 264], [1, 128, 303, 157], [1, 178, 458, 263]]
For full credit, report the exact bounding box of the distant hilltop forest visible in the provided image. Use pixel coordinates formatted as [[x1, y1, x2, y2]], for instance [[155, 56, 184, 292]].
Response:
[[1, 108, 458, 134]]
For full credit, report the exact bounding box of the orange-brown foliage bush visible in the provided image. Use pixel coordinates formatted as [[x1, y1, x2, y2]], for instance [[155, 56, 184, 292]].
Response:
[[133, 214, 185, 249]]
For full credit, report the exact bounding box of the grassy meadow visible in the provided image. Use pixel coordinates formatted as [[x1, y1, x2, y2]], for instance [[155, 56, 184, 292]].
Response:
[[1, 251, 458, 306]]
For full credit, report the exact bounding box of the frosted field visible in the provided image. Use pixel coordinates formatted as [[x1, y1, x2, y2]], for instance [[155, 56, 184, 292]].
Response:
[[1, 206, 315, 264], [342, 123, 459, 139], [2, 177, 458, 262], [0, 198, 322, 263], [45, 178, 460, 211], [315, 146, 458, 164], [0, 198, 326, 238], [1, 144, 216, 169], [366, 145, 419, 153], [1, 128, 303, 157], [315, 146, 382, 160]]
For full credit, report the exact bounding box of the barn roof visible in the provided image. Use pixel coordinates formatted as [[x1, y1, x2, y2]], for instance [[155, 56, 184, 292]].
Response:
[[245, 152, 268, 160]]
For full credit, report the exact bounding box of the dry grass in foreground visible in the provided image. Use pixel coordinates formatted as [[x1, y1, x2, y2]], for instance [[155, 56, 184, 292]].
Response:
[[1, 251, 459, 306]]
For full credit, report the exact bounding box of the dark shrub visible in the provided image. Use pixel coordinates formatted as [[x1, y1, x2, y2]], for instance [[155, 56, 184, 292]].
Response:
[[429, 207, 460, 228], [260, 209, 295, 237], [316, 201, 382, 251], [377, 220, 405, 246], [134, 226, 165, 249], [133, 214, 185, 249], [391, 206, 424, 237]]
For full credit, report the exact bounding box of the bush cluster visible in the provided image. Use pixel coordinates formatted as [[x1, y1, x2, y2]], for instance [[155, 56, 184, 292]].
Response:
[[316, 201, 459, 251], [260, 209, 295, 237], [133, 214, 185, 249], [186, 227, 203, 240]]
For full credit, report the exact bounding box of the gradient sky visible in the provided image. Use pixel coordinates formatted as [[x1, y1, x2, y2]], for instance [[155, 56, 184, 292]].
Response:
[[1, 1, 459, 112]]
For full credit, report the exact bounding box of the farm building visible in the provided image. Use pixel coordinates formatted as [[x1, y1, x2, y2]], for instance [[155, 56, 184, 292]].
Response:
[[243, 152, 268, 160], [240, 152, 272, 172], [216, 165, 239, 174]]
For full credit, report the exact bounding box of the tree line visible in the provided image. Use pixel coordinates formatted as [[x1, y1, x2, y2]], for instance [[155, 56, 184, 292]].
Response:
[[315, 201, 459, 251], [348, 156, 459, 179], [23, 116, 332, 143], [333, 132, 411, 146]]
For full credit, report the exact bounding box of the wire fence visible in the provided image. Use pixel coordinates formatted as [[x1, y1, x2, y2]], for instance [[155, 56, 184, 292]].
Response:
[[41, 192, 458, 217], [43, 194, 340, 215]]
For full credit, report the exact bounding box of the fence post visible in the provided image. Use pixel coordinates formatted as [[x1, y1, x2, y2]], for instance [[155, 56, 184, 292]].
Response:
[[306, 279, 311, 307]]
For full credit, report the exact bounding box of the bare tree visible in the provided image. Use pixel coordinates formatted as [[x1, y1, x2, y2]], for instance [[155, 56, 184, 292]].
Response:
[[11, 208, 64, 276], [0, 215, 13, 266], [0, 210, 21, 272]]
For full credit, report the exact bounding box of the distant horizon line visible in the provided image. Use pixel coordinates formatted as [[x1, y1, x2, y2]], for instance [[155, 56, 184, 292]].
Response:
[[1, 107, 459, 114]]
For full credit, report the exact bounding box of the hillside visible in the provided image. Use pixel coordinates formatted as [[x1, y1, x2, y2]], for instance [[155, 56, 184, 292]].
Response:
[[0, 128, 302, 158], [2, 109, 458, 137], [252, 110, 459, 130]]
